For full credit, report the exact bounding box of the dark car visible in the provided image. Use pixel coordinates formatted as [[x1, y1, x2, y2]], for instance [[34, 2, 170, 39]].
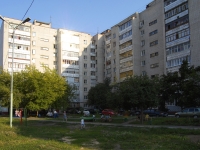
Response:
[[143, 109, 168, 117]]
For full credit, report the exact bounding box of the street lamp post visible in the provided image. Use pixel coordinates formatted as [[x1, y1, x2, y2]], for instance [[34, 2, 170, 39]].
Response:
[[0, 16, 31, 128]]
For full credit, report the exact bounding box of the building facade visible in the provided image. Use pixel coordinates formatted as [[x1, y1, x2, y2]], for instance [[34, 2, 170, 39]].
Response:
[[1, 0, 200, 108]]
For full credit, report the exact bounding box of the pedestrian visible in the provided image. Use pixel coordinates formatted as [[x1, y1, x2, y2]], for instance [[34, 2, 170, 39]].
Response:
[[63, 111, 67, 122], [81, 118, 85, 129]]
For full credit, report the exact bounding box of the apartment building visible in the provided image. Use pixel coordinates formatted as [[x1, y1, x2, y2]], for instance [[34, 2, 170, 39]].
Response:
[[0, 18, 94, 108], [1, 0, 200, 109]]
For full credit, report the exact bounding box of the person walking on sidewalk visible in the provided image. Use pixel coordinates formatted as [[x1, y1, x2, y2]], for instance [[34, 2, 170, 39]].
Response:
[[81, 118, 85, 129], [63, 111, 67, 122]]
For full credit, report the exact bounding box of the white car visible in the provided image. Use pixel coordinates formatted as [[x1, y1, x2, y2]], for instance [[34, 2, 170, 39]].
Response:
[[83, 109, 90, 116], [46, 111, 53, 117]]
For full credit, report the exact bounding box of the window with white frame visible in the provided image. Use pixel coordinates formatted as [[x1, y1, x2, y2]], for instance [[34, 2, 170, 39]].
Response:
[[141, 61, 145, 66], [141, 50, 145, 56]]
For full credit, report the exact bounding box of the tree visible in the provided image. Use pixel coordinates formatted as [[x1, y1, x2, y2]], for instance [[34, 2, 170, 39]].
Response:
[[87, 78, 111, 109], [119, 76, 160, 110]]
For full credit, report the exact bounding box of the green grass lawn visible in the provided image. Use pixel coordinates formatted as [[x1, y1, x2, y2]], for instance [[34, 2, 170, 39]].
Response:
[[0, 117, 200, 150]]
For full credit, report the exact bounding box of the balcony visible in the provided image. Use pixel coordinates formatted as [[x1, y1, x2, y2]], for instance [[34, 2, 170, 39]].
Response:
[[165, 10, 188, 24], [166, 23, 189, 36], [9, 38, 30, 46], [9, 29, 30, 36], [91, 76, 96, 79], [119, 26, 132, 36], [61, 73, 79, 77], [165, 0, 187, 12], [91, 44, 95, 49], [166, 65, 180, 73], [120, 66, 133, 73], [62, 55, 79, 60], [119, 45, 133, 54], [8, 58, 30, 64], [119, 36, 132, 45], [166, 35, 190, 48], [62, 64, 79, 69], [167, 49, 190, 61], [9, 49, 30, 55], [90, 52, 96, 56], [120, 56, 133, 64], [90, 68, 96, 71], [106, 39, 111, 45]]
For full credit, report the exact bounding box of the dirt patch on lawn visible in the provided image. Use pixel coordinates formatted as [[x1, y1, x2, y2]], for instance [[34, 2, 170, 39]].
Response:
[[187, 135, 200, 143], [61, 136, 75, 144]]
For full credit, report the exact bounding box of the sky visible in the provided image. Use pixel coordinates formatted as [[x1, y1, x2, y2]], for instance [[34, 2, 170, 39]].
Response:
[[0, 0, 153, 35]]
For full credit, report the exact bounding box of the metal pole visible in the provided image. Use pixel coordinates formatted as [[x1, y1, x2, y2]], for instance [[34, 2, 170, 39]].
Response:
[[10, 29, 15, 128]]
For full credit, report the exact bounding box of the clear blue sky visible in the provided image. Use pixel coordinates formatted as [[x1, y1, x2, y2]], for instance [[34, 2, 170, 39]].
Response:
[[0, 0, 153, 35]]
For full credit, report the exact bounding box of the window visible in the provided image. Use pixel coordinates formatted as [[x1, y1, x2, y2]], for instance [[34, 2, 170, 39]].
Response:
[[140, 20, 144, 28], [32, 32, 36, 36], [119, 20, 132, 31], [141, 40, 145, 47], [40, 38, 49, 42], [113, 68, 116, 72], [84, 55, 87, 60], [165, 2, 188, 19], [150, 63, 159, 68], [91, 64, 95, 68], [84, 63, 87, 68], [91, 71, 95, 76], [149, 19, 157, 26], [84, 95, 88, 99], [141, 61, 145, 66], [41, 47, 49, 51], [166, 28, 190, 43], [142, 71, 147, 76], [84, 48, 87, 52], [141, 50, 145, 56], [54, 44, 57, 49], [91, 48, 95, 53], [32, 49, 36, 54], [150, 40, 158, 47], [150, 52, 159, 58], [84, 87, 87, 92], [84, 72, 87, 76], [84, 80, 87, 84], [141, 30, 145, 35], [119, 30, 132, 40], [84, 40, 87, 44], [74, 77, 79, 82], [32, 41, 36, 46], [149, 30, 158, 36], [40, 55, 49, 59], [113, 33, 116, 38], [166, 41, 190, 55], [91, 56, 95, 60]]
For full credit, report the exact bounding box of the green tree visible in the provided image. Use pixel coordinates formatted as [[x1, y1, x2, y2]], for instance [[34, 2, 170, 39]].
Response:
[[14, 65, 67, 112], [119, 75, 160, 122], [87, 78, 111, 109]]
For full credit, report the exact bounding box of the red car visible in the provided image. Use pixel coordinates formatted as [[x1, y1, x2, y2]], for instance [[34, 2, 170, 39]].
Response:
[[102, 109, 115, 116]]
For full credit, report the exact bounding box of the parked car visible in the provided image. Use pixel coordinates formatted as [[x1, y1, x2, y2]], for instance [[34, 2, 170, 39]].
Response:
[[83, 109, 90, 116], [175, 107, 200, 118], [143, 109, 168, 117], [102, 109, 115, 116]]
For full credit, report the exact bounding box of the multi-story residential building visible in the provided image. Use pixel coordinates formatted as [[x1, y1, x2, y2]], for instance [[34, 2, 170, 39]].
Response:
[[0, 17, 94, 108], [1, 0, 200, 109]]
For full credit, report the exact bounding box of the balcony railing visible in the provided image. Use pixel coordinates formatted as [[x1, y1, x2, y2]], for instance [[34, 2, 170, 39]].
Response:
[[119, 45, 133, 54], [165, 0, 187, 12]]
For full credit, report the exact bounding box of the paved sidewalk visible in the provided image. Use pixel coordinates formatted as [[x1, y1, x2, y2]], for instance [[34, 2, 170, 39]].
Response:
[[28, 117, 200, 130]]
